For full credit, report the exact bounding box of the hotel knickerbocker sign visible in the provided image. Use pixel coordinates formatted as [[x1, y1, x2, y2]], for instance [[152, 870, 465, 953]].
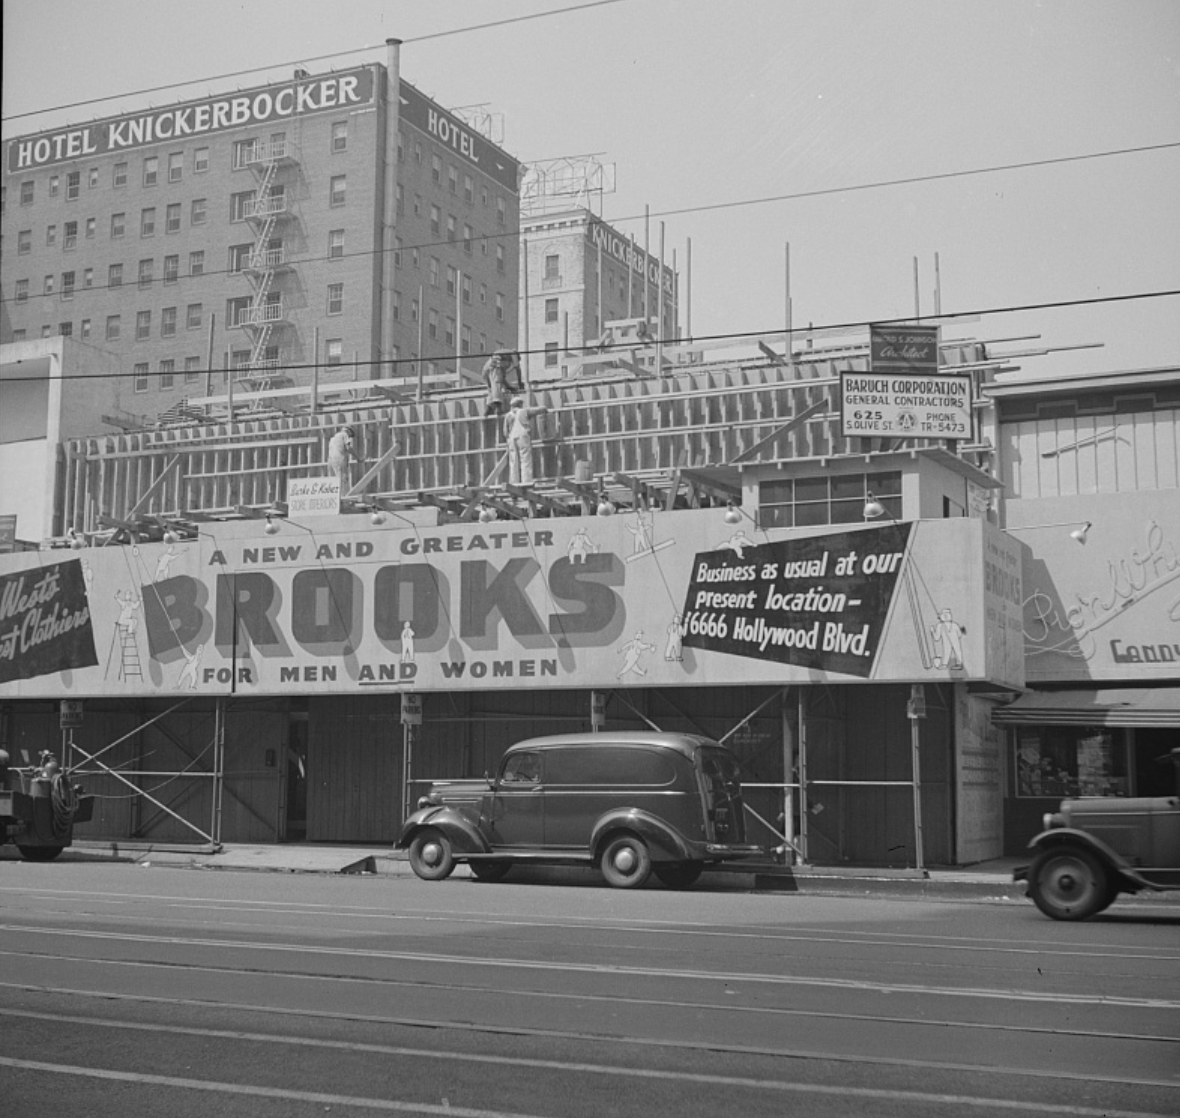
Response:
[[0, 513, 1024, 697]]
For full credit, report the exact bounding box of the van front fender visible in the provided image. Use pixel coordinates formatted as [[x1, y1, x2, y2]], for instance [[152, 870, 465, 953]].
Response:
[[590, 809, 695, 863], [1024, 828, 1162, 893], [397, 806, 489, 856]]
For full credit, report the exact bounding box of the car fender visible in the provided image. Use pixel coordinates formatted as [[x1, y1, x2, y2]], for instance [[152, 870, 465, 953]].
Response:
[[1023, 828, 1162, 893], [589, 808, 694, 863], [397, 805, 489, 856]]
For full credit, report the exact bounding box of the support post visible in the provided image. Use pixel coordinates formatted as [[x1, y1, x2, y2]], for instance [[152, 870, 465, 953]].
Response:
[[908, 683, 926, 873], [797, 688, 809, 865]]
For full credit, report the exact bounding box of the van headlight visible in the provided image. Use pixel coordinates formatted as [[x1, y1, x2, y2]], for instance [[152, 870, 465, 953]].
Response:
[[417, 795, 433, 809], [1042, 812, 1065, 830]]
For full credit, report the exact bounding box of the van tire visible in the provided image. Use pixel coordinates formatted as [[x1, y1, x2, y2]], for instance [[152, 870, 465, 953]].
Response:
[[470, 860, 511, 882], [1028, 846, 1111, 921], [408, 828, 456, 881], [600, 833, 652, 889]]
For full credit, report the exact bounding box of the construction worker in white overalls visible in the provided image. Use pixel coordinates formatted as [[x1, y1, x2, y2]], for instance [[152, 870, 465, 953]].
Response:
[[503, 396, 548, 485]]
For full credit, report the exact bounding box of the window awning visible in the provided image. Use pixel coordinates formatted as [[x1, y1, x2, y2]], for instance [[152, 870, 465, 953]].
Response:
[[992, 687, 1180, 728]]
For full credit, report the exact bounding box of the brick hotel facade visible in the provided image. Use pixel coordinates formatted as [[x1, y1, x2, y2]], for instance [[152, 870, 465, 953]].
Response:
[[1, 42, 522, 418]]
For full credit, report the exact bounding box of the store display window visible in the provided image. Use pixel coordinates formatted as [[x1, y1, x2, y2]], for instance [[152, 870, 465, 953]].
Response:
[[1014, 726, 1128, 798]]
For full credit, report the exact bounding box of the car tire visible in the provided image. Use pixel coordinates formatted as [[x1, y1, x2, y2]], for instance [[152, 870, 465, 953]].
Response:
[[1028, 846, 1112, 921], [469, 860, 511, 883], [17, 845, 65, 863], [600, 833, 652, 889], [654, 861, 704, 889], [408, 828, 456, 882]]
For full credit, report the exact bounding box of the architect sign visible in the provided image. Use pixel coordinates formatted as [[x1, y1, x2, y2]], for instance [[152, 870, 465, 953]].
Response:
[[840, 371, 973, 439]]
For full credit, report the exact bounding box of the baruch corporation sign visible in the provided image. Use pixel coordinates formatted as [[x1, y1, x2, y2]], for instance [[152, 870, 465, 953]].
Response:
[[7, 68, 375, 174]]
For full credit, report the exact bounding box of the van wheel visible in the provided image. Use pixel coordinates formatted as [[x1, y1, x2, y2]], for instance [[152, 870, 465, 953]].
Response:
[[470, 860, 511, 882], [600, 834, 652, 889], [408, 828, 455, 881], [1028, 847, 1111, 921], [17, 845, 64, 863], [654, 861, 704, 889]]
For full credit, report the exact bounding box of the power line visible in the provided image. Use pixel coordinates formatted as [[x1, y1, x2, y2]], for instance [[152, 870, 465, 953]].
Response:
[[1, 1, 629, 126], [6, 140, 1177, 312], [6, 287, 1177, 384]]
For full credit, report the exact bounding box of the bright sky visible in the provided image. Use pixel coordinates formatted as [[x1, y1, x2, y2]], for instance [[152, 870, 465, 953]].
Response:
[[4, 0, 1179, 380]]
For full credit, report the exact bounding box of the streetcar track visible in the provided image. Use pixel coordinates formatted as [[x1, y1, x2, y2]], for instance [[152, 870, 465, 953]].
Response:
[[2, 1004, 1177, 1109]]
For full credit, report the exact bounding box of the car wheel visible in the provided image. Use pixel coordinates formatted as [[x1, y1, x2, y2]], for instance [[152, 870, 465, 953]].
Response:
[[600, 833, 652, 889], [654, 861, 704, 889], [1028, 846, 1112, 921], [469, 860, 511, 883], [17, 845, 65, 863], [408, 828, 455, 881]]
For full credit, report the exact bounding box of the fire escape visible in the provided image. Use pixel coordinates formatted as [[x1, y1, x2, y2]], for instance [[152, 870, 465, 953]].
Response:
[[238, 137, 297, 400]]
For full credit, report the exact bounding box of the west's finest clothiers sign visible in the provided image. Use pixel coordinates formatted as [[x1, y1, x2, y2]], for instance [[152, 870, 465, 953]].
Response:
[[0, 513, 1023, 697]]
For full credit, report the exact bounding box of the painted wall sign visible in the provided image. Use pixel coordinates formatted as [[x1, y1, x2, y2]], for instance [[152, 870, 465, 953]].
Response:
[[0, 558, 98, 683], [840, 371, 973, 439], [0, 514, 1023, 698], [7, 68, 375, 174], [1016, 493, 1180, 682], [585, 218, 675, 294], [398, 83, 520, 194]]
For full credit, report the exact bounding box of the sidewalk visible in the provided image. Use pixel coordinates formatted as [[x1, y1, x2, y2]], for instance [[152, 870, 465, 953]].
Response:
[[15, 839, 1043, 901]]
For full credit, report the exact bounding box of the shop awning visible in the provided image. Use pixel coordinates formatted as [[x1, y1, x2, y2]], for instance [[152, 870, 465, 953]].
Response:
[[992, 687, 1180, 728]]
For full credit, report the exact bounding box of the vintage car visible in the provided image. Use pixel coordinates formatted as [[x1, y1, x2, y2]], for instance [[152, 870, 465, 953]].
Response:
[[397, 732, 765, 889], [1015, 747, 1180, 920]]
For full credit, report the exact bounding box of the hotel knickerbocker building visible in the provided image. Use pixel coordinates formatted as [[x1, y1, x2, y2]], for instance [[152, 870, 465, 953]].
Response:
[[2, 47, 1177, 865]]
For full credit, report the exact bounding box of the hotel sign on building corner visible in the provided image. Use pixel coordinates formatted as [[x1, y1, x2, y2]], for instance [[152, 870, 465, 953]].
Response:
[[6, 68, 375, 174]]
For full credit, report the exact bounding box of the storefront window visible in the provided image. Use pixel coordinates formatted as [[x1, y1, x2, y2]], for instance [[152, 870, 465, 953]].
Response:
[[1014, 726, 1128, 798]]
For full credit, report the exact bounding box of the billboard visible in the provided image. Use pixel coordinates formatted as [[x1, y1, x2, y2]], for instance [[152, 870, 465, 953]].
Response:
[[0, 513, 1023, 698], [840, 371, 973, 440], [0, 558, 98, 683]]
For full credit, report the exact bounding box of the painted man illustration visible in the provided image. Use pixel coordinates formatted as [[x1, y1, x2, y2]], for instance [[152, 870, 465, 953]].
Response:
[[930, 608, 966, 669], [664, 614, 687, 662], [617, 630, 656, 678]]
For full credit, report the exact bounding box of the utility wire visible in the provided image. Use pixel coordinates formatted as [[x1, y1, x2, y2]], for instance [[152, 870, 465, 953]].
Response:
[[1, 1, 629, 125], [6, 140, 1178, 311], [6, 287, 1176, 384]]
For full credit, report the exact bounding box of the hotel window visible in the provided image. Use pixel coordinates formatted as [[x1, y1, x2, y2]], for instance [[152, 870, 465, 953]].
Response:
[[431, 154, 441, 184], [448, 165, 458, 194], [140, 207, 155, 237], [88, 167, 99, 189], [496, 244, 505, 274], [495, 293, 505, 321], [545, 298, 559, 323], [230, 191, 255, 222], [166, 203, 181, 233], [544, 343, 559, 367], [106, 315, 121, 340], [108, 263, 123, 288], [328, 229, 344, 259], [184, 356, 201, 382], [429, 257, 440, 288], [136, 310, 152, 340], [394, 236, 402, 267], [20, 181, 34, 205], [61, 271, 75, 299], [446, 214, 456, 242], [47, 225, 57, 247], [83, 267, 93, 288], [393, 291, 401, 321], [161, 307, 177, 338], [496, 197, 506, 227], [64, 221, 78, 250], [15, 279, 29, 303], [544, 254, 560, 280], [159, 359, 176, 389], [461, 325, 471, 355], [85, 217, 96, 239], [168, 152, 183, 182], [191, 198, 207, 225], [411, 297, 419, 323], [430, 204, 440, 236], [479, 282, 487, 305], [462, 274, 472, 304], [463, 174, 473, 203], [396, 183, 404, 215], [463, 224, 473, 254], [326, 338, 343, 366], [111, 212, 125, 238], [113, 163, 127, 188], [444, 316, 455, 347], [18, 230, 31, 254], [428, 308, 439, 340], [228, 244, 252, 274], [231, 139, 257, 169], [164, 254, 179, 284], [138, 259, 154, 288], [194, 147, 209, 173], [81, 319, 91, 339], [59, 322, 73, 338], [134, 363, 149, 392], [446, 265, 456, 295], [332, 121, 347, 152], [186, 303, 202, 330], [143, 157, 158, 187], [66, 171, 80, 200], [329, 175, 346, 207], [327, 282, 343, 315], [44, 275, 55, 296], [49, 175, 60, 197], [189, 251, 204, 276]]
